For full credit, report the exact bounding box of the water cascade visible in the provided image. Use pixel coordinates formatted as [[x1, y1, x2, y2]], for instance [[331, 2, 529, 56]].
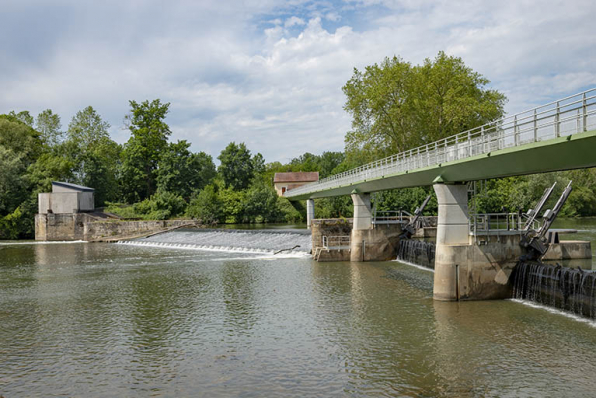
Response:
[[117, 228, 312, 256], [397, 239, 436, 269], [513, 261, 596, 319]]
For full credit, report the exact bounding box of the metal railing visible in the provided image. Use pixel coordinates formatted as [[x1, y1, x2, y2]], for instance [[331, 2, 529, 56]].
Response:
[[470, 213, 541, 236], [285, 88, 596, 198], [372, 210, 412, 225], [321, 235, 351, 249]]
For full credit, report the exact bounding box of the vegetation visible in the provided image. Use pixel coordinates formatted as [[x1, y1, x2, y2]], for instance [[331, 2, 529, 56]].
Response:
[[1, 51, 595, 239]]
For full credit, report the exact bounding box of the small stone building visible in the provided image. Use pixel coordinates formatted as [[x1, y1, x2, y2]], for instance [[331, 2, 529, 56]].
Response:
[[273, 172, 319, 196], [38, 182, 95, 214]]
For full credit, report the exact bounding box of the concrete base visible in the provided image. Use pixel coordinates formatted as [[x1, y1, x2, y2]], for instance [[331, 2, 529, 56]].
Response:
[[350, 224, 402, 262], [542, 240, 592, 260], [434, 234, 526, 301]]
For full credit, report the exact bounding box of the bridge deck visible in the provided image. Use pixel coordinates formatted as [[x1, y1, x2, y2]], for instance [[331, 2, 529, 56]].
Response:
[[285, 88, 596, 200]]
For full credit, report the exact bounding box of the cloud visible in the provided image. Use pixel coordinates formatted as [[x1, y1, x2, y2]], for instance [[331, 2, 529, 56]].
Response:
[[0, 0, 595, 164]]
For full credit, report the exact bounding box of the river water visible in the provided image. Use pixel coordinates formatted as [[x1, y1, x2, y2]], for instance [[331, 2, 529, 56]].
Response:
[[2, 220, 596, 397]]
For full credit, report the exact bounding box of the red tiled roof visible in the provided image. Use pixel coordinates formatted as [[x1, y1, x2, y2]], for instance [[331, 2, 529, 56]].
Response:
[[274, 172, 319, 183]]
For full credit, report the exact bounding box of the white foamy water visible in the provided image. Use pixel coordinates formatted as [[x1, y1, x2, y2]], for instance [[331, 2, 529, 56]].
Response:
[[0, 240, 87, 245], [117, 229, 312, 258], [394, 259, 435, 273], [510, 298, 596, 328]]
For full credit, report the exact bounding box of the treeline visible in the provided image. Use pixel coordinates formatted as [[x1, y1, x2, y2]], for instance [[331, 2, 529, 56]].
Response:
[[2, 51, 595, 239]]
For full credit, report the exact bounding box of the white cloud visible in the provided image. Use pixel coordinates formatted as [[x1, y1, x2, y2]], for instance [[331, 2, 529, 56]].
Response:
[[0, 0, 595, 164], [285, 16, 306, 27]]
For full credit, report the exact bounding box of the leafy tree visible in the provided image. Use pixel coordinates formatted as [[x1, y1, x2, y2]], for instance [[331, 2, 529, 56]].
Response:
[[243, 182, 282, 223], [36, 109, 63, 146], [8, 110, 34, 127], [0, 146, 26, 215], [187, 184, 222, 224], [156, 140, 216, 199], [343, 52, 506, 162], [63, 106, 121, 205], [121, 99, 171, 201], [218, 142, 254, 190], [0, 115, 43, 163], [67, 106, 111, 147]]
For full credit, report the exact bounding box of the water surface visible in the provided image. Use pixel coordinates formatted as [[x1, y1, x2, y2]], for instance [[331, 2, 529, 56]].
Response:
[[1, 221, 596, 397]]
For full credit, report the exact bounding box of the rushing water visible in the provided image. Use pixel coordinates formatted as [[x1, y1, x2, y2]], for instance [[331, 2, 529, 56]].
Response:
[[2, 223, 596, 397]]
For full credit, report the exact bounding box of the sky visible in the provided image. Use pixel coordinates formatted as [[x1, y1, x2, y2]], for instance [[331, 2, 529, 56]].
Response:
[[1, 0, 595, 164]]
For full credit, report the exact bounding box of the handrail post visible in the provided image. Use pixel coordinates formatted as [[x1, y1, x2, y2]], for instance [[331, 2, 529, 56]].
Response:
[[468, 131, 472, 156], [533, 109, 537, 142], [555, 101, 560, 138], [583, 92, 588, 132], [514, 115, 518, 146], [481, 126, 485, 153]]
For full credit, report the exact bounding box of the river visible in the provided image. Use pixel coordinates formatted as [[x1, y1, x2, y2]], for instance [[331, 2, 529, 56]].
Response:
[[1, 219, 596, 397]]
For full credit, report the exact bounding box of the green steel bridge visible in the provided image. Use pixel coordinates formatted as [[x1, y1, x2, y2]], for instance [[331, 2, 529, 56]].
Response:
[[284, 88, 596, 201]]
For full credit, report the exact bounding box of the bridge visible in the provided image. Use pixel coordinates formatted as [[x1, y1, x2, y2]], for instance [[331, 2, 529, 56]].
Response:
[[285, 88, 596, 301]]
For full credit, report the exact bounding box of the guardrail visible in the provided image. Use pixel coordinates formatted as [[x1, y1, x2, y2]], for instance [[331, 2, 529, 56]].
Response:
[[372, 210, 412, 225], [470, 213, 541, 236], [321, 235, 351, 249], [285, 88, 596, 198]]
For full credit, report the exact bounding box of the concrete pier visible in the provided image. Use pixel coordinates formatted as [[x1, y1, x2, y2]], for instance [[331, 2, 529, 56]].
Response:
[[306, 199, 315, 229]]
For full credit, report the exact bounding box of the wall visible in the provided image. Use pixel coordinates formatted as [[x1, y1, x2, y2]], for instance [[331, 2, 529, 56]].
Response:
[[35, 213, 89, 240], [84, 220, 198, 241], [350, 224, 402, 262], [38, 192, 80, 214], [78, 192, 95, 211], [35, 214, 198, 241], [311, 218, 353, 262]]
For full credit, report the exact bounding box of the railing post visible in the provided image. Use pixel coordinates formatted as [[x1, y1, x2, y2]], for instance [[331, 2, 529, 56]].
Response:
[[481, 126, 485, 153], [555, 101, 560, 138], [426, 144, 430, 166], [583, 92, 588, 132], [514, 115, 518, 146], [577, 109, 581, 133], [468, 131, 472, 156], [533, 109, 538, 142]]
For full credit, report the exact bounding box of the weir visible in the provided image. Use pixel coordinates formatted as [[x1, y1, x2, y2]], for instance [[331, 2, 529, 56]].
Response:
[[291, 88, 596, 302]]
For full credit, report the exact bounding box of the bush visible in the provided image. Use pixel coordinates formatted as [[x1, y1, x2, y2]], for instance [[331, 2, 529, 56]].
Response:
[[187, 185, 222, 224]]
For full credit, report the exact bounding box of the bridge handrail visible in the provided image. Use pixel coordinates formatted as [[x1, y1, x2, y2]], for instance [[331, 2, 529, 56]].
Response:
[[285, 88, 596, 198]]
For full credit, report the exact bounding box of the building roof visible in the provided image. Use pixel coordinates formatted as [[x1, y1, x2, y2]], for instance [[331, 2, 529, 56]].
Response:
[[273, 172, 319, 183], [52, 181, 95, 192]]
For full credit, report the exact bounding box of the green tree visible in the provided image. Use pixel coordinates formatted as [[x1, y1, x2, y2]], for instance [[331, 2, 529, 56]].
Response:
[[218, 142, 254, 190], [67, 106, 111, 147], [36, 109, 63, 146], [156, 140, 216, 199], [121, 99, 171, 201], [243, 182, 282, 223], [64, 106, 121, 205], [8, 110, 34, 127], [187, 184, 222, 224], [343, 52, 506, 162]]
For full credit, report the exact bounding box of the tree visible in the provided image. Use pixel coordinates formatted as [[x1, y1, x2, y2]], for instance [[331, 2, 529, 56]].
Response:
[[63, 106, 121, 205], [67, 106, 110, 147], [36, 109, 63, 146], [8, 110, 34, 127], [156, 140, 216, 199], [121, 99, 171, 201], [218, 142, 254, 190], [343, 52, 506, 162], [187, 184, 222, 224]]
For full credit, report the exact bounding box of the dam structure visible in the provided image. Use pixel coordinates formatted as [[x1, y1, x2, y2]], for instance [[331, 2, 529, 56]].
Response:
[[285, 88, 596, 301]]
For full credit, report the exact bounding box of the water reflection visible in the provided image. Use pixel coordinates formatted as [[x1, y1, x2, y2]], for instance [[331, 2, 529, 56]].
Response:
[[2, 228, 596, 396]]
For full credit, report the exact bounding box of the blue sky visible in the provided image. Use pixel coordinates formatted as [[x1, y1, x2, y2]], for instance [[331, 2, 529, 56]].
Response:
[[1, 0, 595, 163]]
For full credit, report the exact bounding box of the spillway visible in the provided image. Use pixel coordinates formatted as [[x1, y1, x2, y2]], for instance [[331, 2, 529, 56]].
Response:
[[117, 228, 312, 256], [396, 239, 436, 270], [513, 261, 596, 319]]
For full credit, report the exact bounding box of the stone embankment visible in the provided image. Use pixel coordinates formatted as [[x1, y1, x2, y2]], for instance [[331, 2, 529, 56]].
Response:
[[35, 212, 200, 241]]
